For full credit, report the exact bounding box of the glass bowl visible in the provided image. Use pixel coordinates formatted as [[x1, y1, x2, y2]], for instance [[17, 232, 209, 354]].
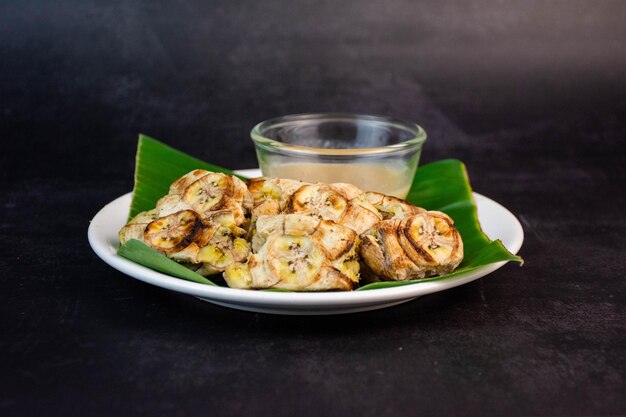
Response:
[[250, 113, 427, 198]]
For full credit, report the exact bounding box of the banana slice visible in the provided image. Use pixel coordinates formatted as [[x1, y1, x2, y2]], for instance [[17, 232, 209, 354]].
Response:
[[169, 169, 211, 195], [248, 178, 281, 216], [329, 183, 363, 200], [158, 171, 253, 226], [266, 234, 326, 287], [363, 192, 425, 220], [130, 209, 160, 224], [155, 194, 191, 217], [118, 209, 159, 244], [182, 172, 233, 213], [163, 210, 250, 276], [288, 184, 381, 234], [169, 242, 202, 264], [250, 213, 320, 254], [312, 218, 357, 260], [224, 214, 359, 291], [222, 262, 254, 288], [339, 195, 383, 234], [230, 175, 254, 209], [143, 210, 204, 255], [399, 211, 463, 276], [248, 177, 308, 218], [173, 172, 252, 225], [314, 220, 361, 282], [290, 184, 347, 222], [194, 210, 250, 276], [223, 175, 254, 223], [359, 211, 463, 280]]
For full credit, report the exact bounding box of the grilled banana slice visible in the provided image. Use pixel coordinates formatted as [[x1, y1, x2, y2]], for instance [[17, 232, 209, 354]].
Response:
[[288, 184, 382, 234], [363, 192, 425, 220], [135, 209, 249, 275], [359, 211, 463, 280], [289, 184, 347, 222], [340, 195, 384, 234], [194, 211, 250, 276], [155, 194, 191, 217], [247, 177, 308, 218], [143, 210, 204, 255], [182, 172, 252, 225], [156, 170, 252, 225], [224, 214, 359, 291], [118, 209, 159, 244], [329, 182, 364, 200], [169, 169, 212, 195], [183, 172, 231, 211]]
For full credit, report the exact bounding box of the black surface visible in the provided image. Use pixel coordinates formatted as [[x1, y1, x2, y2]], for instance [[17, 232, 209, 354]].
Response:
[[1, 1, 625, 416]]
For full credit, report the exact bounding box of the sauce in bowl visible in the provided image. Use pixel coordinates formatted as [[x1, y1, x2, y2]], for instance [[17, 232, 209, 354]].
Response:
[[263, 162, 413, 198], [251, 113, 426, 199]]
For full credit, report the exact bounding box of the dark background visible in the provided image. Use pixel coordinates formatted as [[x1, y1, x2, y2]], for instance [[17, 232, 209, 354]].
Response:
[[1, 1, 625, 416]]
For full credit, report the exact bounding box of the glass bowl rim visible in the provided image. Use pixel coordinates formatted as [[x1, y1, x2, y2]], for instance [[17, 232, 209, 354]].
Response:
[[250, 112, 427, 156]]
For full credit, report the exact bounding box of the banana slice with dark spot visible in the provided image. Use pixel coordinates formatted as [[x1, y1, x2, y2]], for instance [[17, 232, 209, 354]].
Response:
[[143, 210, 204, 255], [248, 177, 308, 218], [363, 192, 425, 220], [195, 210, 250, 276], [183, 172, 233, 213], [266, 234, 326, 287], [158, 171, 253, 225], [290, 184, 347, 222], [359, 211, 463, 280], [288, 184, 381, 234], [224, 214, 359, 291], [399, 211, 463, 275], [167, 171, 252, 225]]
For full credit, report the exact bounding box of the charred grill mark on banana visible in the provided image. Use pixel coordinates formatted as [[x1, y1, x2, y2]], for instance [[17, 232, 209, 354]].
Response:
[[358, 211, 463, 281]]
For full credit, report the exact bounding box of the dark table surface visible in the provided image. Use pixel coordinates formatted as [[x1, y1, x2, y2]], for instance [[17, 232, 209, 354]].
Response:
[[2, 1, 625, 416]]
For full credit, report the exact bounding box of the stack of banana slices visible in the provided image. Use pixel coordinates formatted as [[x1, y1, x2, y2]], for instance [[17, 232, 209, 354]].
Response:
[[119, 170, 464, 291]]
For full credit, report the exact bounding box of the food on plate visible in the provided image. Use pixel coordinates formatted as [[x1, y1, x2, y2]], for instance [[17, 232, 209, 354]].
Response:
[[156, 170, 252, 225], [119, 169, 464, 290], [363, 192, 425, 220], [224, 214, 359, 291], [359, 211, 463, 281], [119, 172, 252, 275], [247, 177, 307, 218], [119, 208, 250, 276], [172, 210, 250, 276], [118, 209, 159, 244], [142, 210, 205, 255], [287, 183, 382, 234]]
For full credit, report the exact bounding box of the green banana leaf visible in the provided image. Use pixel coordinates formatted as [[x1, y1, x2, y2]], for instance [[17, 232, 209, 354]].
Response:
[[128, 134, 244, 220], [118, 134, 522, 289], [118, 239, 215, 286]]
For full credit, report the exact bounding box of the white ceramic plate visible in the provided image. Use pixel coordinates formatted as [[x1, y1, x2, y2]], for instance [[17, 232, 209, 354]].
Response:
[[88, 169, 523, 315]]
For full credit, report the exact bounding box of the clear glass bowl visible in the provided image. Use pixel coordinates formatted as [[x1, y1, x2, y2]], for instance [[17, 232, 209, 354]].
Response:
[[250, 113, 427, 198]]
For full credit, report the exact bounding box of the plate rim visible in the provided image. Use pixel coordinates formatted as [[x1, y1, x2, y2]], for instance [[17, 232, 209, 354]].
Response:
[[87, 190, 523, 308]]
